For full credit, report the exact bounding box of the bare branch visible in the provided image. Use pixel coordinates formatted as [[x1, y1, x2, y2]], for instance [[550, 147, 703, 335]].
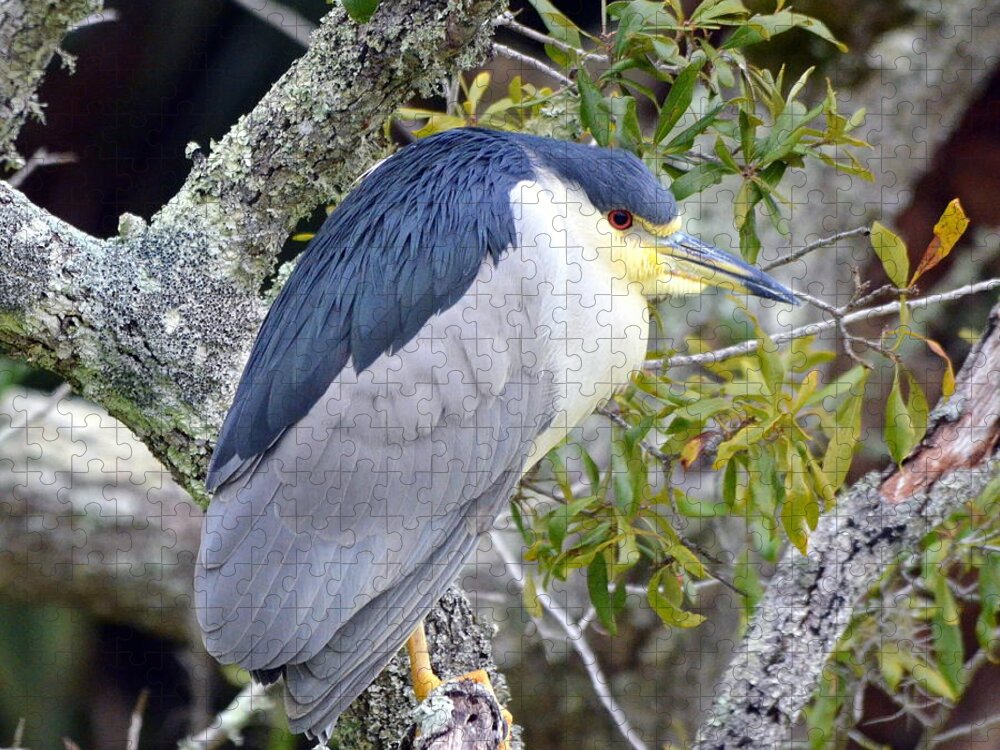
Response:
[[492, 42, 574, 86], [648, 278, 1000, 371], [761, 227, 871, 272], [496, 12, 606, 62], [69, 8, 119, 30], [490, 531, 650, 750], [7, 147, 76, 188], [126, 689, 149, 750]]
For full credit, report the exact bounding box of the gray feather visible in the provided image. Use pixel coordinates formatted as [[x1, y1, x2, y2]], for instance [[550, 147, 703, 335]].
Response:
[[194, 251, 555, 735]]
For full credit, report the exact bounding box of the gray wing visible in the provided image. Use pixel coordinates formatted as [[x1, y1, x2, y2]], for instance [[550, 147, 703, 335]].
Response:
[[194, 255, 555, 738]]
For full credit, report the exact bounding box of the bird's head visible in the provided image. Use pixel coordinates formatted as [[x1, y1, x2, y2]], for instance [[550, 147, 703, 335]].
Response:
[[521, 134, 798, 305]]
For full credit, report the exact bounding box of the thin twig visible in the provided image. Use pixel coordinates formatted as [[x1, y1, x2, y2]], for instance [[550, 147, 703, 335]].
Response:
[[647, 278, 1000, 371], [497, 12, 606, 62], [490, 532, 651, 750], [177, 682, 274, 750], [492, 43, 574, 86], [8, 148, 76, 188], [127, 689, 149, 750], [597, 404, 672, 473], [795, 290, 880, 367], [229, 0, 317, 46], [11, 718, 25, 748], [929, 711, 1000, 745], [70, 9, 120, 30], [761, 227, 871, 272]]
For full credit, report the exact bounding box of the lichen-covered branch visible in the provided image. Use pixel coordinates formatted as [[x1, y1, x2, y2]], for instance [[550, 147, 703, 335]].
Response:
[[0, 0, 506, 501], [0, 0, 103, 168], [693, 303, 1000, 749]]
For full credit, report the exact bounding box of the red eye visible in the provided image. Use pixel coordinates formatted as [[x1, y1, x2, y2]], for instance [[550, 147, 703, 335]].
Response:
[[608, 209, 633, 230]]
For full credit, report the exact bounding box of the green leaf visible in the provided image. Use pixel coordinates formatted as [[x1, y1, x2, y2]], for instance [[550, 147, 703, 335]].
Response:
[[672, 397, 731, 421], [904, 370, 930, 446], [739, 203, 761, 263], [821, 369, 868, 488], [647, 568, 707, 628], [932, 572, 965, 695], [912, 658, 960, 702], [587, 553, 617, 635], [661, 101, 726, 153], [613, 3, 650, 58], [527, 0, 584, 66], [749, 445, 782, 516], [668, 542, 708, 579], [463, 71, 491, 116], [523, 573, 544, 618], [609, 95, 642, 151], [722, 457, 739, 507], [714, 418, 777, 466], [870, 221, 910, 289], [690, 0, 748, 24], [756, 328, 784, 394], [884, 367, 916, 464], [781, 448, 813, 553], [342, 0, 379, 23], [670, 162, 727, 201], [977, 552, 1000, 653], [654, 60, 705, 144], [577, 69, 611, 146], [715, 137, 741, 174]]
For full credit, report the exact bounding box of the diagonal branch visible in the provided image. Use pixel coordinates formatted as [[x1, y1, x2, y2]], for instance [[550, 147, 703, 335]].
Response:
[[0, 0, 508, 500], [693, 302, 1000, 749]]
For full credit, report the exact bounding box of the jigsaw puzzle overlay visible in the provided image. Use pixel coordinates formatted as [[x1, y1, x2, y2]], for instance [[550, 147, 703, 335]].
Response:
[[1, 2, 999, 750]]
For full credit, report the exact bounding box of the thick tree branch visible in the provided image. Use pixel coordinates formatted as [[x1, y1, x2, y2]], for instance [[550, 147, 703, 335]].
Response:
[[0, 0, 103, 168], [0, 0, 506, 502], [693, 303, 1000, 749]]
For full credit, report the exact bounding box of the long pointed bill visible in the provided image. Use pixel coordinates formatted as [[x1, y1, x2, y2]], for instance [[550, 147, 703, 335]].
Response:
[[656, 231, 799, 304]]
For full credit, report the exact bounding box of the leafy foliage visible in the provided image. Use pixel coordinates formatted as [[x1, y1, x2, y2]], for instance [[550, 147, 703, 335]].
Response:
[[390, 2, 983, 729], [389, 0, 976, 640]]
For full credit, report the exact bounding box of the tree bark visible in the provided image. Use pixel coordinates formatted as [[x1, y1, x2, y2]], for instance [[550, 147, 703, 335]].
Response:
[[693, 302, 1000, 749], [0, 0, 505, 504]]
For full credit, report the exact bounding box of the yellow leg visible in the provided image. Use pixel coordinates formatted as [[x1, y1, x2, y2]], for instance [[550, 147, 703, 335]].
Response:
[[407, 622, 442, 701], [406, 623, 512, 749]]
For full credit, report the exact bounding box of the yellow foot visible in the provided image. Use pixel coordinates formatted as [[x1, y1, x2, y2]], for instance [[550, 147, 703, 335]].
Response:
[[406, 626, 513, 749]]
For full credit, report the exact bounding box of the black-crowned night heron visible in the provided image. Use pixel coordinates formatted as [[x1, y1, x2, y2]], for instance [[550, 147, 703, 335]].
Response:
[[194, 127, 796, 743]]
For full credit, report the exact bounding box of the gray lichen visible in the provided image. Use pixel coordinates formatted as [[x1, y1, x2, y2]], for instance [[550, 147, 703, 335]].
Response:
[[0, 0, 104, 168]]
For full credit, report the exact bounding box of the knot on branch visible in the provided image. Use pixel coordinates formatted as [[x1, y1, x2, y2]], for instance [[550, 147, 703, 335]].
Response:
[[400, 678, 510, 750]]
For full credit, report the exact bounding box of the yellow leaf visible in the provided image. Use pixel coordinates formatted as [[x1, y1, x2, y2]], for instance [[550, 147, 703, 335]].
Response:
[[910, 198, 970, 284], [870, 221, 910, 288], [523, 574, 543, 619], [917, 334, 957, 398], [464, 71, 492, 116], [680, 434, 706, 469]]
